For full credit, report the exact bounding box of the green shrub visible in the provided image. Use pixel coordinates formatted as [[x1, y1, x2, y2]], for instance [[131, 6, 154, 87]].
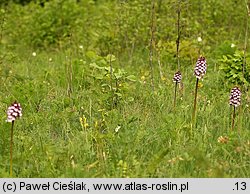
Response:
[[219, 50, 250, 85]]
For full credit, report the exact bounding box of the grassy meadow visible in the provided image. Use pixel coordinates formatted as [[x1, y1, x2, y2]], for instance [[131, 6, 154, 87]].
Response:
[[0, 0, 249, 177]]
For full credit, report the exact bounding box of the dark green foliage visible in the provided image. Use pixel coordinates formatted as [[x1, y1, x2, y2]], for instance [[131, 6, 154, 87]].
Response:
[[2, 0, 247, 55], [0, 0, 51, 6], [219, 50, 250, 85], [86, 51, 136, 109]]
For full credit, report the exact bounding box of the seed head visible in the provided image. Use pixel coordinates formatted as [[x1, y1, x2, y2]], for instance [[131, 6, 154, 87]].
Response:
[[172, 71, 182, 83], [194, 56, 207, 79], [6, 101, 22, 122], [229, 87, 241, 107]]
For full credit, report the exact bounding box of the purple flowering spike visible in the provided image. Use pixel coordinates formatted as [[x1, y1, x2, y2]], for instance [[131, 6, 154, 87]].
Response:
[[6, 102, 22, 122], [229, 87, 241, 107], [194, 56, 207, 79]]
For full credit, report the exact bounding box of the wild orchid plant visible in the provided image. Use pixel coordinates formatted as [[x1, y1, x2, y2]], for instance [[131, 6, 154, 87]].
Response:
[[229, 86, 241, 130], [6, 101, 22, 177], [192, 56, 207, 128], [173, 71, 182, 108]]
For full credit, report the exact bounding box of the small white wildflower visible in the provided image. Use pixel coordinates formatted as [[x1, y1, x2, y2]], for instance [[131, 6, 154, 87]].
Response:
[[49, 58, 52, 62], [115, 125, 121, 133], [32, 52, 37, 57], [197, 37, 202, 42], [231, 43, 235, 48], [79, 45, 83, 49]]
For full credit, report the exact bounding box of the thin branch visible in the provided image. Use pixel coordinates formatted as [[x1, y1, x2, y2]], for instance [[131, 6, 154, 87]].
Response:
[[149, 0, 156, 92], [108, 52, 115, 109], [0, 7, 7, 45], [157, 53, 163, 80], [176, 0, 181, 71], [66, 33, 73, 97], [243, 0, 249, 89], [238, 0, 249, 133], [246, 0, 250, 15]]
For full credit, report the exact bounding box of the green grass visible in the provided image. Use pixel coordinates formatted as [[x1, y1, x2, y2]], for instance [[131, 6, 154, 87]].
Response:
[[0, 47, 249, 178]]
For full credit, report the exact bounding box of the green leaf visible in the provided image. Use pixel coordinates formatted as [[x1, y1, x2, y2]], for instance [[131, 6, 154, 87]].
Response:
[[126, 75, 136, 82], [222, 55, 228, 61], [127, 96, 134, 102], [86, 51, 97, 59], [93, 75, 104, 80], [89, 62, 104, 70], [115, 92, 122, 97], [106, 54, 116, 62], [114, 73, 123, 79]]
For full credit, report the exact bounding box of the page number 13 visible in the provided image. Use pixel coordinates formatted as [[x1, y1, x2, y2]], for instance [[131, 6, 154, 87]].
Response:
[[234, 182, 247, 191]]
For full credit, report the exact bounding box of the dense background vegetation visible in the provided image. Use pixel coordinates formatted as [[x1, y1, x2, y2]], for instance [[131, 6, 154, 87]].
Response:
[[0, 0, 249, 177]]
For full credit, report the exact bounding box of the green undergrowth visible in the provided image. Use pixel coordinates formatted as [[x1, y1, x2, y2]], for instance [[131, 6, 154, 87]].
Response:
[[0, 47, 249, 178], [0, 0, 249, 178]]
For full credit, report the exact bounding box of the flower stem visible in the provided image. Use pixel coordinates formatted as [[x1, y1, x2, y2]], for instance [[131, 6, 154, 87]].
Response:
[[176, 0, 181, 71], [10, 121, 14, 177], [149, 0, 156, 93], [174, 81, 178, 108], [192, 78, 199, 128], [237, 104, 242, 134], [231, 106, 236, 130]]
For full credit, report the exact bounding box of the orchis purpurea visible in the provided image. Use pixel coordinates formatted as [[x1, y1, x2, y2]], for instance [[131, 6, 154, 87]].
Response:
[[229, 87, 241, 130], [192, 56, 207, 128], [173, 71, 182, 108], [7, 101, 22, 177]]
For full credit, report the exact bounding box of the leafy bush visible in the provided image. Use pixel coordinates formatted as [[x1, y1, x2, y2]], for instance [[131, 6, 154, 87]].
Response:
[[219, 50, 250, 85], [27, 0, 83, 48], [86, 51, 136, 108], [2, 0, 247, 55], [4, 0, 91, 48]]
